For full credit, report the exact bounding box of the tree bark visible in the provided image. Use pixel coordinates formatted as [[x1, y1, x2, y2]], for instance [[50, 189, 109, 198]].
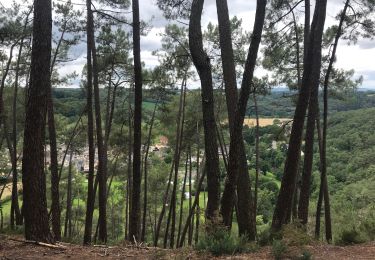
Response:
[[64, 151, 73, 239], [189, 0, 220, 223], [177, 152, 189, 246], [10, 33, 26, 228], [272, 0, 328, 231], [178, 156, 206, 247], [188, 146, 193, 245], [83, 0, 96, 245], [253, 93, 260, 226], [129, 0, 143, 242], [319, 0, 349, 243], [125, 100, 133, 240], [298, 72, 319, 225], [215, 0, 256, 237], [48, 47, 62, 241], [21, 0, 53, 243], [220, 0, 266, 240], [87, 0, 108, 243], [164, 79, 186, 248], [141, 101, 158, 241]]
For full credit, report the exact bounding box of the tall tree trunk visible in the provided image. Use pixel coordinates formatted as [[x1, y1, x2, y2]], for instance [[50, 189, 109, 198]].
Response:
[[298, 81, 319, 225], [169, 82, 187, 248], [178, 156, 206, 247], [129, 0, 143, 242], [188, 146, 193, 245], [304, 0, 311, 61], [141, 101, 158, 241], [164, 80, 186, 248], [319, 0, 350, 243], [156, 78, 185, 247], [47, 19, 66, 240], [272, 0, 328, 231], [83, 0, 96, 245], [21, 0, 53, 243], [253, 93, 260, 226], [64, 151, 73, 238], [215, 0, 256, 238], [48, 69, 61, 241], [177, 152, 189, 246], [194, 122, 200, 245], [125, 101, 133, 240], [315, 113, 331, 242], [220, 0, 266, 240], [87, 0, 108, 243], [10, 34, 26, 228], [189, 0, 220, 223]]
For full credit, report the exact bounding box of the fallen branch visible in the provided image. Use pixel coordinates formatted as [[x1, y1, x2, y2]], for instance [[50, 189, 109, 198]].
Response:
[[8, 238, 66, 249]]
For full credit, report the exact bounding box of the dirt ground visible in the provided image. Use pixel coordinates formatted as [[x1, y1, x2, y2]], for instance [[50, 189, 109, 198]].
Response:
[[1, 236, 374, 259]]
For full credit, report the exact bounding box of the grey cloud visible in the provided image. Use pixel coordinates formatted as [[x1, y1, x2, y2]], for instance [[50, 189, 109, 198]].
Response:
[[357, 39, 375, 50]]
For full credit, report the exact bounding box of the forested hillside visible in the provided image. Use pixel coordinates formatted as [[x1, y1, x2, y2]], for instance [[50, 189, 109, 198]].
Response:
[[324, 108, 375, 243]]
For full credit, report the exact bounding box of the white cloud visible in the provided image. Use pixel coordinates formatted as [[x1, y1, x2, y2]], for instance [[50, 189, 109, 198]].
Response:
[[4, 0, 375, 89]]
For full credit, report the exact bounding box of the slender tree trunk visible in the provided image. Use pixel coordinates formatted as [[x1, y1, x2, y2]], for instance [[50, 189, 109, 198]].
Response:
[[129, 0, 143, 242], [319, 0, 350, 243], [178, 157, 206, 247], [48, 71, 61, 241], [188, 146, 193, 245], [125, 100, 133, 240], [288, 2, 302, 90], [253, 93, 260, 226], [0, 42, 17, 130], [189, 0, 221, 223], [220, 0, 266, 240], [298, 82, 319, 225], [194, 122, 200, 245], [64, 151, 73, 239], [215, 0, 256, 238], [304, 0, 311, 61], [272, 0, 328, 231], [315, 116, 323, 238], [155, 79, 185, 247], [88, 0, 108, 242], [83, 0, 96, 245], [46, 19, 68, 237], [10, 48, 23, 228], [141, 101, 158, 241], [21, 0, 53, 243], [169, 81, 187, 248], [177, 152, 189, 246]]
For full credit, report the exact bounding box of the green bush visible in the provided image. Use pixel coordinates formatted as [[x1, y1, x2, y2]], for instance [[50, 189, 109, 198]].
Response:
[[296, 250, 312, 260], [336, 228, 365, 245], [195, 224, 254, 256], [257, 227, 272, 246], [281, 223, 312, 246], [271, 240, 287, 260]]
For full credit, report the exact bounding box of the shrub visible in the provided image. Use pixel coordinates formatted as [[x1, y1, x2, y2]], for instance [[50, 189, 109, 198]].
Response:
[[281, 223, 312, 246], [299, 250, 313, 260], [336, 228, 365, 245], [271, 240, 287, 260], [257, 227, 272, 246], [196, 224, 256, 256]]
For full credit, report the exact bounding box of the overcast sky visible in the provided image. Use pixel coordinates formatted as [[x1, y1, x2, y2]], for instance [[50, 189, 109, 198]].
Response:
[[3, 0, 375, 89]]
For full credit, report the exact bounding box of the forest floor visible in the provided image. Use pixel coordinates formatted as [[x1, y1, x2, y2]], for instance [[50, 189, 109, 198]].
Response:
[[1, 235, 375, 259]]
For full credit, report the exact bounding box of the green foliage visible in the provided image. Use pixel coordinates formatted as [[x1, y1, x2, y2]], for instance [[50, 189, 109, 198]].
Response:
[[297, 250, 313, 260], [281, 224, 312, 246], [336, 228, 365, 245], [257, 227, 272, 246], [196, 224, 255, 256], [271, 240, 287, 260]]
